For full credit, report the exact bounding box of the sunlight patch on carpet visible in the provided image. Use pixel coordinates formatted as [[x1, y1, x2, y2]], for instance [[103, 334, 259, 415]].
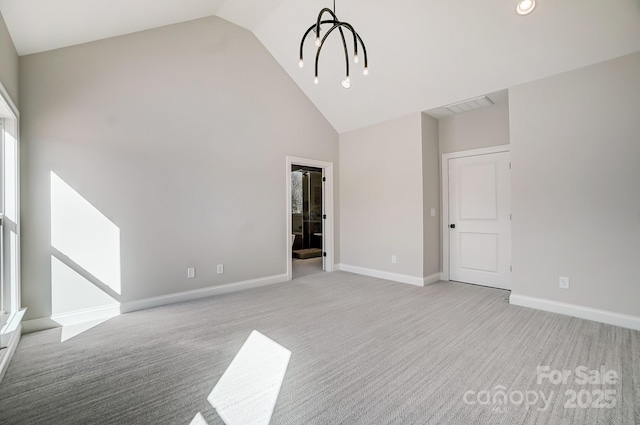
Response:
[[208, 330, 291, 425]]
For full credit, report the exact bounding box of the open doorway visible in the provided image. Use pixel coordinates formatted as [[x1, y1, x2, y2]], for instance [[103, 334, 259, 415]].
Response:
[[285, 156, 334, 281], [291, 165, 323, 278]]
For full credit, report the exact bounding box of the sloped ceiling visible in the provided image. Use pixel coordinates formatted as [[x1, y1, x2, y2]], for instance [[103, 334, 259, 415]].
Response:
[[1, 0, 640, 132]]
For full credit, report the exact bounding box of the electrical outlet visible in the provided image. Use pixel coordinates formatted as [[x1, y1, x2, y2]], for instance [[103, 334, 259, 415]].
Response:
[[391, 255, 397, 264], [217, 264, 224, 274], [559, 276, 569, 289], [187, 267, 195, 279]]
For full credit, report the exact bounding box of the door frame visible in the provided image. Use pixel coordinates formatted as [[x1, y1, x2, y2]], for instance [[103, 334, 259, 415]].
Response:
[[285, 156, 334, 281], [441, 145, 510, 281]]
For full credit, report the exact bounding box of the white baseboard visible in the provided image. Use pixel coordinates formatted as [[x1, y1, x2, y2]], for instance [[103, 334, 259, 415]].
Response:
[[509, 293, 640, 332], [423, 273, 442, 286], [0, 324, 21, 384], [22, 273, 289, 334], [22, 317, 59, 334], [23, 306, 121, 334], [337, 264, 425, 287], [120, 273, 287, 313], [52, 305, 121, 327]]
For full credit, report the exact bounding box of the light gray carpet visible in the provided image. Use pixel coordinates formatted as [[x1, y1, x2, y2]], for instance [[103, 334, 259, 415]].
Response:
[[0, 272, 638, 424], [292, 257, 323, 279]]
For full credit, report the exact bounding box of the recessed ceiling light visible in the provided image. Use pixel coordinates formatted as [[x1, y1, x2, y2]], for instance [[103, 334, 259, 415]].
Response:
[[516, 0, 536, 15]]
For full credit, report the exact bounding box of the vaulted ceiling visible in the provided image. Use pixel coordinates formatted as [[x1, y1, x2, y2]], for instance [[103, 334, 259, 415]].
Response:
[[1, 0, 640, 132]]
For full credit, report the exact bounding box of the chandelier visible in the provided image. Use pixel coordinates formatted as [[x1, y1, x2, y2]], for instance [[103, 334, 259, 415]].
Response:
[[298, 0, 368, 89]]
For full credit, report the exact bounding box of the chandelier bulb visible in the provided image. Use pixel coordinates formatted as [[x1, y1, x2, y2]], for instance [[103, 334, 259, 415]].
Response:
[[363, 67, 369, 76], [315, 37, 321, 47], [341, 77, 351, 89], [354, 54, 360, 64], [516, 0, 536, 15], [314, 76, 319, 85], [298, 59, 304, 68]]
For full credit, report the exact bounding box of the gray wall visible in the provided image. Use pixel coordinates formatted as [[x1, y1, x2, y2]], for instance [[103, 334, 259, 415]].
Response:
[[510, 51, 640, 317], [339, 113, 424, 279], [19, 16, 338, 321], [439, 102, 510, 155], [421, 113, 440, 278], [0, 11, 18, 106]]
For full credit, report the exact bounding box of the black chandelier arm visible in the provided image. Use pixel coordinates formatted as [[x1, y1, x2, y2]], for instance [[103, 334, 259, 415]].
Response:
[[315, 8, 351, 61], [315, 22, 361, 78], [334, 21, 360, 61], [315, 8, 339, 36], [355, 32, 368, 68], [315, 8, 351, 77], [299, 20, 337, 61]]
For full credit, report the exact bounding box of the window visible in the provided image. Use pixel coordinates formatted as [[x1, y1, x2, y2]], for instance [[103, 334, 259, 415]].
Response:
[[0, 94, 21, 338]]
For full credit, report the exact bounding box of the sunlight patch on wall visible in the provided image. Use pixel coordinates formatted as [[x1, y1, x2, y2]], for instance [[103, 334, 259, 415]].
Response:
[[51, 256, 119, 316], [51, 256, 120, 342], [208, 330, 291, 425], [51, 171, 121, 294]]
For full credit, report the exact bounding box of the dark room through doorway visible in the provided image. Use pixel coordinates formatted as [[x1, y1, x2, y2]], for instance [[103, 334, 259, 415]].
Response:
[[291, 165, 324, 278]]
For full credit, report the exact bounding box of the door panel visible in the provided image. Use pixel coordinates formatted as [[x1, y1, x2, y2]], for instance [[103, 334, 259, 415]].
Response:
[[449, 152, 511, 290], [459, 163, 497, 220], [459, 233, 498, 272]]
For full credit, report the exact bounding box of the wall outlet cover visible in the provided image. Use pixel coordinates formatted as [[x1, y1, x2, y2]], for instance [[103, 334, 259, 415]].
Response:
[[559, 276, 569, 289]]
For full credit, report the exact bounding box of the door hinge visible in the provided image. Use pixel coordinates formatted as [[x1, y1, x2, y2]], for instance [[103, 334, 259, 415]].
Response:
[[323, 252, 327, 257], [510, 265, 512, 272], [510, 214, 512, 221], [509, 162, 512, 169], [322, 177, 326, 182], [322, 214, 327, 219]]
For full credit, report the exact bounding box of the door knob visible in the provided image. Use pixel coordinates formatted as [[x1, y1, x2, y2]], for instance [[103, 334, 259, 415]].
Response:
[[450, 224, 456, 229]]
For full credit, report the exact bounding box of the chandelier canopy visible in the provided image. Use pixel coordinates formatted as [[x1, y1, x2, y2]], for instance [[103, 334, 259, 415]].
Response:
[[298, 1, 368, 89]]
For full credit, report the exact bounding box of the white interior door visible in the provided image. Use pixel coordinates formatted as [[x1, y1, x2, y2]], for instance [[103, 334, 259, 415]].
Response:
[[448, 152, 511, 290]]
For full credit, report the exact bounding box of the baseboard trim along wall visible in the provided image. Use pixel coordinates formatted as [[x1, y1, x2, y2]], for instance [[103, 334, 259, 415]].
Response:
[[338, 264, 427, 287], [424, 273, 441, 286], [120, 273, 288, 313], [0, 324, 21, 384], [509, 293, 640, 332], [51, 305, 121, 328], [22, 273, 289, 334]]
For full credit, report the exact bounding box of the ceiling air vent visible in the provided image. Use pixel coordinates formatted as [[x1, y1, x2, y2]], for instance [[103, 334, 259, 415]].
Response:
[[444, 96, 494, 114]]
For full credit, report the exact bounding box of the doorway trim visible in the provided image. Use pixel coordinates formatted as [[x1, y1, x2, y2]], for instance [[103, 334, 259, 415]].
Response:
[[441, 145, 510, 281], [286, 156, 334, 281]]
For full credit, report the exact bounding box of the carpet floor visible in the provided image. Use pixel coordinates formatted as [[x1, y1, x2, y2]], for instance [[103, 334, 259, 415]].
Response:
[[0, 272, 638, 424], [292, 257, 324, 279]]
